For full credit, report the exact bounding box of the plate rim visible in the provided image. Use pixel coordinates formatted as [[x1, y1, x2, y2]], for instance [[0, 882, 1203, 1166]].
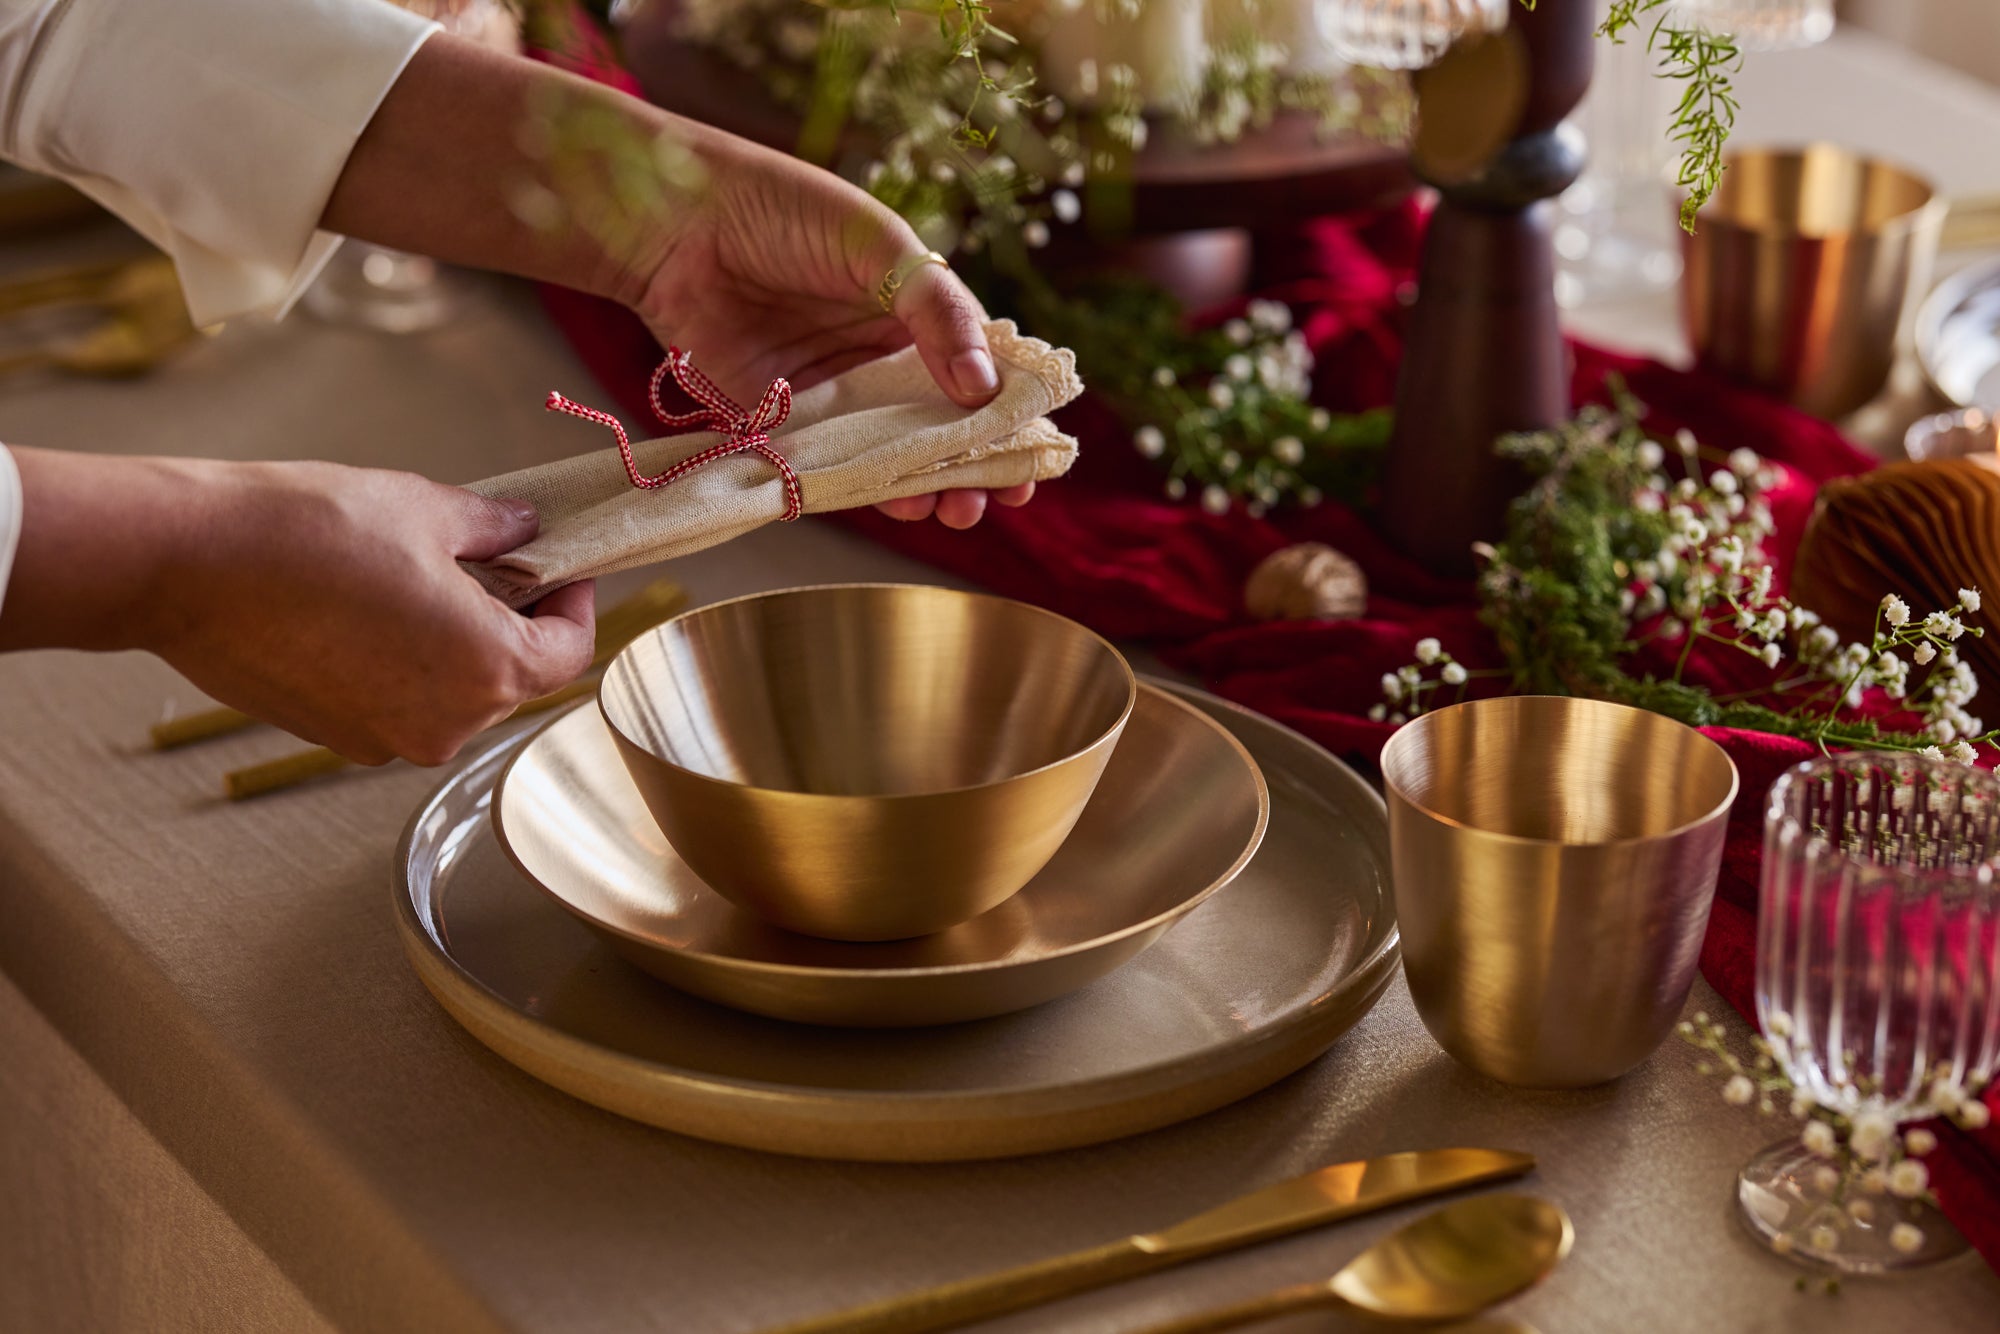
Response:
[[488, 683, 1271, 983], [392, 677, 1399, 1129]]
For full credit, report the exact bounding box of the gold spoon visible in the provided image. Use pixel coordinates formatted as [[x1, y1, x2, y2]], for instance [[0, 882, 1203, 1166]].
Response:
[[1130, 1195, 1571, 1334]]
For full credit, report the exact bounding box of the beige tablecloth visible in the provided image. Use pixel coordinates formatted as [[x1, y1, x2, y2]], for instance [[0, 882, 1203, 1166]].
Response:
[[5, 26, 2000, 1334]]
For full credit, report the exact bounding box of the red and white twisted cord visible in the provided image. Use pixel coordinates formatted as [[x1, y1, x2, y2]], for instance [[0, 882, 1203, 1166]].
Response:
[[544, 347, 800, 521]]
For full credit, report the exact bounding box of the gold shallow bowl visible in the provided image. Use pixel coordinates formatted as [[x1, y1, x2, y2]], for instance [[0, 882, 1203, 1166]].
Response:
[[495, 685, 1268, 1026], [599, 584, 1136, 941], [394, 681, 1400, 1161]]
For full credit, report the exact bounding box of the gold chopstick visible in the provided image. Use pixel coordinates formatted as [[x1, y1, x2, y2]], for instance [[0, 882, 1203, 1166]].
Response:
[[217, 578, 687, 800]]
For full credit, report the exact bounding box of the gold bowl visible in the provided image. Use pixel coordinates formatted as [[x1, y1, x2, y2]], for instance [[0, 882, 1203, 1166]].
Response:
[[493, 686, 1266, 1026], [1380, 696, 1739, 1088], [598, 584, 1136, 942], [1681, 144, 1943, 420]]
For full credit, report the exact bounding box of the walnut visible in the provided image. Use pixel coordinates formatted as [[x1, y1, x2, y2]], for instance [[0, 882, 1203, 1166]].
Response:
[[1245, 542, 1368, 621]]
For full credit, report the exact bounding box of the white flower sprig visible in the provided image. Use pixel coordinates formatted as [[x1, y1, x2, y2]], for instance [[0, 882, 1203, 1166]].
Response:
[[1680, 1010, 1992, 1281], [1369, 637, 1499, 724]]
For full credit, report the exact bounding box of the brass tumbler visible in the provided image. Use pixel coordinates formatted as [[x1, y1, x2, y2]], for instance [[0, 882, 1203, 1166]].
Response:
[[1681, 145, 1943, 420], [1380, 697, 1739, 1087]]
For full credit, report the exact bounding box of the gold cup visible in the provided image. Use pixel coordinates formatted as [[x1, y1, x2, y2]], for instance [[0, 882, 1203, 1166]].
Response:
[[1681, 144, 1944, 420], [598, 584, 1136, 942], [1380, 696, 1739, 1087]]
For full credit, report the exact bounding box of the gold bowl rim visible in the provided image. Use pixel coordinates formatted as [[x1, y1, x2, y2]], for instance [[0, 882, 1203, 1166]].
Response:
[[1691, 142, 1942, 241], [1380, 694, 1741, 850], [492, 686, 1270, 981], [596, 581, 1139, 801]]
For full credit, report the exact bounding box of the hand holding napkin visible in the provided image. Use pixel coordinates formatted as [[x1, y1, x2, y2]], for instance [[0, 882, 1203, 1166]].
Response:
[[468, 320, 1082, 606]]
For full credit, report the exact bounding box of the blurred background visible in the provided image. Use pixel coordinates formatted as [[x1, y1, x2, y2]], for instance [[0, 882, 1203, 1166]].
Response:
[[1843, 0, 2000, 83]]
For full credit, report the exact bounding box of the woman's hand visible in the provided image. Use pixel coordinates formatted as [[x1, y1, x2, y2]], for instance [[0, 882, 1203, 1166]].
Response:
[[0, 448, 593, 765], [625, 130, 1034, 529], [323, 35, 1034, 530]]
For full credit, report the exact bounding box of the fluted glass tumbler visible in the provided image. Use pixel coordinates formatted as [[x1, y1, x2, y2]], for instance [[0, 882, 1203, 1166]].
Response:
[[1314, 0, 1508, 70], [1745, 754, 2000, 1272]]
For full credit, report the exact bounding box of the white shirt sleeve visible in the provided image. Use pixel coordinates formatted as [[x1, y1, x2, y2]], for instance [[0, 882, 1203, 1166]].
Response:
[[0, 0, 439, 328]]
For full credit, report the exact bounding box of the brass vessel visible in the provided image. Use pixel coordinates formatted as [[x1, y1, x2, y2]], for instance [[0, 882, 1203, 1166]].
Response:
[[1682, 144, 1943, 420], [495, 688, 1265, 1026], [599, 584, 1135, 941], [1381, 696, 1739, 1087]]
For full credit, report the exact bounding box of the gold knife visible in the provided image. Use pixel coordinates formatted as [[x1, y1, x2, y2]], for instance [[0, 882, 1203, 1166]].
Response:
[[761, 1147, 1535, 1334]]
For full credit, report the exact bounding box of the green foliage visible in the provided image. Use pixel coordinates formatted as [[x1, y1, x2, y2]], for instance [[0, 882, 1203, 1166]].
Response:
[[1597, 0, 1742, 230]]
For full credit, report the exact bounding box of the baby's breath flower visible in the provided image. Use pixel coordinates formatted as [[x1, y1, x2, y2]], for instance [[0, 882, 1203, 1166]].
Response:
[[1904, 1128, 1938, 1157], [1963, 587, 1983, 613], [1164, 476, 1187, 501], [1729, 447, 1760, 477], [1962, 1099, 1991, 1129], [1637, 440, 1665, 471], [1199, 484, 1230, 515], [1891, 1223, 1926, 1255], [1851, 1110, 1896, 1161], [1272, 436, 1304, 466], [1952, 741, 1979, 764], [1846, 1198, 1875, 1223], [1381, 673, 1404, 703], [1224, 354, 1253, 383], [1808, 1224, 1840, 1253], [1675, 427, 1698, 456], [1722, 1075, 1754, 1105], [1811, 1164, 1841, 1195], [1790, 1093, 1815, 1119], [1133, 425, 1166, 458], [1760, 643, 1782, 669], [1441, 662, 1469, 686], [1888, 1158, 1929, 1198], [1921, 744, 1947, 761], [1022, 220, 1050, 248], [1884, 594, 1912, 627], [1050, 189, 1081, 224], [1802, 1120, 1838, 1157], [1710, 469, 1738, 495], [1151, 365, 1177, 388], [1916, 641, 1938, 666], [1415, 638, 1442, 665], [1659, 617, 1686, 642], [1217, 450, 1241, 473], [1223, 318, 1252, 346], [1367, 703, 1387, 722], [1207, 381, 1235, 410]]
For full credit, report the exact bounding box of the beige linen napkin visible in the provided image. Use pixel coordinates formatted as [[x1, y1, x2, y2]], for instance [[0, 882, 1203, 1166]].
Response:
[[468, 320, 1082, 605]]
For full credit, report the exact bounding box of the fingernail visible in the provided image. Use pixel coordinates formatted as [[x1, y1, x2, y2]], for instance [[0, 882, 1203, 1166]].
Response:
[[502, 498, 537, 524], [949, 349, 999, 401]]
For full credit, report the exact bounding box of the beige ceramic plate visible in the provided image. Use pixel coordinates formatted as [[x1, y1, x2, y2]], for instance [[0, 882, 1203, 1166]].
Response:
[[393, 680, 1400, 1161], [494, 684, 1267, 1026]]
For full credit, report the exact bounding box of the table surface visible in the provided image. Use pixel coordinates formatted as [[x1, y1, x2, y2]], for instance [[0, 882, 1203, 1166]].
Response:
[[6, 24, 2000, 1334]]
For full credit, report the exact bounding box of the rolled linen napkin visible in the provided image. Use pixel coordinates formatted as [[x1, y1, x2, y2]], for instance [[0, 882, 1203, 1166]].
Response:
[[467, 320, 1082, 606]]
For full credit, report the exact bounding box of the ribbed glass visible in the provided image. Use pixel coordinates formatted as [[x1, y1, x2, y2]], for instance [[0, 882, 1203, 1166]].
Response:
[[1314, 0, 1509, 70], [1757, 754, 2000, 1120]]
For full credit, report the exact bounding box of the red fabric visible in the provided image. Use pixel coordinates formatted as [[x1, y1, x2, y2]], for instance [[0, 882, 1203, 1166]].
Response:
[[530, 17, 2000, 1267]]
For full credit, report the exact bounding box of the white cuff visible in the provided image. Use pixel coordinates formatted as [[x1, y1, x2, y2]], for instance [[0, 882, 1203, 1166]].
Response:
[[0, 0, 438, 326], [0, 445, 21, 622]]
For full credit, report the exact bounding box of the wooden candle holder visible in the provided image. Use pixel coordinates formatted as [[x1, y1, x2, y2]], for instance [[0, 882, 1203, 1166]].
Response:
[[1377, 0, 1595, 576]]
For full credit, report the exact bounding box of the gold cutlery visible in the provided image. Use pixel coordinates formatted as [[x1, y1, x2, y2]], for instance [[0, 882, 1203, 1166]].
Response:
[[217, 578, 687, 799], [762, 1148, 1535, 1334], [1130, 1194, 1571, 1334]]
